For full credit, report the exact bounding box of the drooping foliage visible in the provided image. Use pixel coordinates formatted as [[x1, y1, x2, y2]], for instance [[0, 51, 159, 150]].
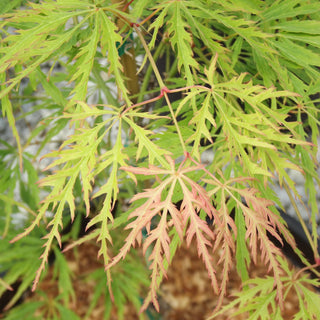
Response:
[[1, 0, 320, 319]]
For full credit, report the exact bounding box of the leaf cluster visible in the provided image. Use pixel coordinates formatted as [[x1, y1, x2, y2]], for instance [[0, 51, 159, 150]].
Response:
[[1, 0, 320, 319]]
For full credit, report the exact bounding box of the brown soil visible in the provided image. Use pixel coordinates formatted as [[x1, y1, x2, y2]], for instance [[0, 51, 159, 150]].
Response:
[[159, 240, 300, 320], [22, 238, 316, 320]]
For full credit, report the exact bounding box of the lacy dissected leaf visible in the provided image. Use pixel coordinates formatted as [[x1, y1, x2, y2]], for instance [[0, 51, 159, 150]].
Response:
[[202, 5, 271, 53], [0, 1, 132, 110], [204, 173, 298, 308], [273, 38, 320, 73], [187, 92, 216, 160], [166, 1, 198, 85], [89, 127, 131, 298], [1, 1, 320, 319], [182, 186, 219, 291], [238, 188, 295, 305], [107, 154, 221, 311], [98, 9, 131, 105], [108, 183, 176, 311], [0, 3, 92, 101], [261, 1, 320, 93], [296, 281, 320, 318], [122, 112, 171, 167], [182, 1, 227, 55], [210, 260, 320, 320], [197, 62, 311, 186], [69, 16, 100, 103], [10, 107, 126, 291], [212, 196, 238, 310]]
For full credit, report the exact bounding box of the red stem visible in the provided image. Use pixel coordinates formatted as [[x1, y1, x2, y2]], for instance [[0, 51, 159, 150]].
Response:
[[122, 0, 135, 12]]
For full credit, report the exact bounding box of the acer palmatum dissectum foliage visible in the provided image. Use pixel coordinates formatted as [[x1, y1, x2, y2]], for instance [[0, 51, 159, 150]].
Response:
[[205, 174, 298, 308], [106, 152, 293, 312], [239, 189, 295, 306], [106, 154, 220, 311]]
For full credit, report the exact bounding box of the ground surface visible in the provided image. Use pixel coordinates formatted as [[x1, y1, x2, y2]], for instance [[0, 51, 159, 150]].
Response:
[[24, 236, 313, 320]]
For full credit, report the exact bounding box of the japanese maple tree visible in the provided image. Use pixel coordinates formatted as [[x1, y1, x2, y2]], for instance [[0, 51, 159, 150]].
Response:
[[1, 0, 320, 319]]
